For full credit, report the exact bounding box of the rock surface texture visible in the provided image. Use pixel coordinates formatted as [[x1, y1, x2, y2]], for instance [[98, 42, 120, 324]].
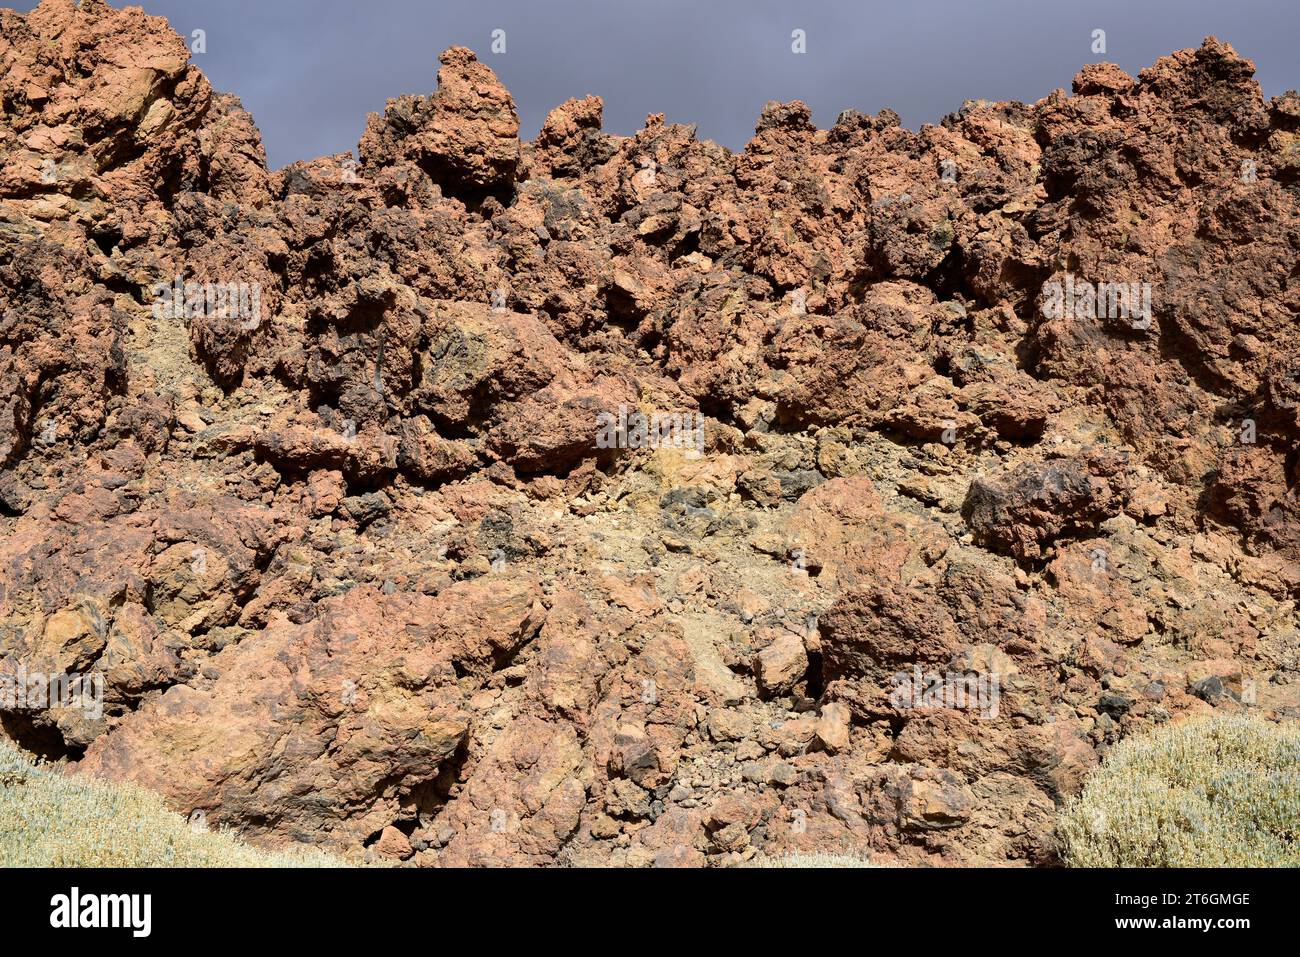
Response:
[[2, 0, 1298, 866]]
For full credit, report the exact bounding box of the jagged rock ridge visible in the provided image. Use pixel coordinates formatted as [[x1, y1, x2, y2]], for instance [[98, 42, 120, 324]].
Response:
[[1, 0, 1297, 866]]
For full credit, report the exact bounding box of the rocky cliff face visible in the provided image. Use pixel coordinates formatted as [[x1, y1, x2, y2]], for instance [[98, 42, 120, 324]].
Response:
[[1, 0, 1297, 866]]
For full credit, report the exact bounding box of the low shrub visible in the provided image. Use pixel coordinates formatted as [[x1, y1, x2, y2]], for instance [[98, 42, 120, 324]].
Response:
[[0, 740, 350, 867], [1059, 715, 1300, 867]]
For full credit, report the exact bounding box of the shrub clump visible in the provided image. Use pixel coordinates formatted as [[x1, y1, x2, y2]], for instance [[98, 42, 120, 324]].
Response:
[[1059, 715, 1300, 867], [0, 741, 350, 867]]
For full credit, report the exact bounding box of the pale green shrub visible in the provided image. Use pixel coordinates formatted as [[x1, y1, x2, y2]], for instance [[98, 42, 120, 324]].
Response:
[[1060, 715, 1300, 867], [0, 741, 351, 867]]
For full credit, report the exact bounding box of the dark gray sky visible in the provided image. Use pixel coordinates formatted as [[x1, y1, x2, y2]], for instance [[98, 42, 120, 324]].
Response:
[[11, 0, 1300, 170]]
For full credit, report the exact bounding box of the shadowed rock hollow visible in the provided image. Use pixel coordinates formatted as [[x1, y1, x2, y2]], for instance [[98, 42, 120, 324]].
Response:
[[1, 0, 1298, 866]]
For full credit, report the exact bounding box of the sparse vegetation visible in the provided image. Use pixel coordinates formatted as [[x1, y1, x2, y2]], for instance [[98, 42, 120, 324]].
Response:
[[749, 852, 881, 867], [1060, 715, 1300, 867], [0, 741, 351, 867]]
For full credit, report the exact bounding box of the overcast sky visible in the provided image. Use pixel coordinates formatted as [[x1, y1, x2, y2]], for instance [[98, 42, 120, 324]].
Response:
[[11, 0, 1299, 169]]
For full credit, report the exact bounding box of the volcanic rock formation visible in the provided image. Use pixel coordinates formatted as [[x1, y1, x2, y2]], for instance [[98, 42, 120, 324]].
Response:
[[1, 0, 1298, 866]]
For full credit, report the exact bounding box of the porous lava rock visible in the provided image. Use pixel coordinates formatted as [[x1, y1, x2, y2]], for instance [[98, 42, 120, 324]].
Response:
[[2, 0, 1297, 867]]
